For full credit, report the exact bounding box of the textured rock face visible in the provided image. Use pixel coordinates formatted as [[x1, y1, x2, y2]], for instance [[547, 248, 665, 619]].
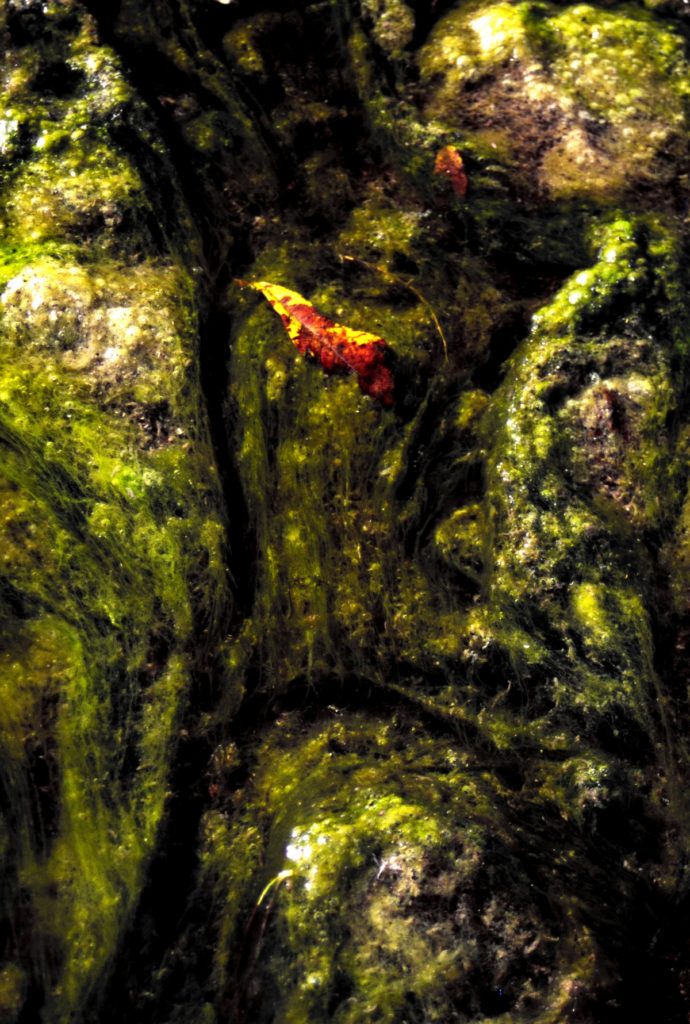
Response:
[[0, 2, 230, 1020], [418, 1, 690, 200], [3, 1, 690, 1022]]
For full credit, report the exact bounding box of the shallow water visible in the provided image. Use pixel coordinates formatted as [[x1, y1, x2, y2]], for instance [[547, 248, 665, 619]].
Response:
[[3, 1, 690, 1022]]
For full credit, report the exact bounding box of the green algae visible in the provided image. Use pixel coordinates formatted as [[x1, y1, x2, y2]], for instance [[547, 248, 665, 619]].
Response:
[[215, 197, 689, 1020], [229, 261, 390, 683], [3, 0, 690, 1020], [201, 712, 597, 1024], [0, 4, 232, 1021], [227, 231, 473, 689], [417, 1, 690, 202], [481, 213, 687, 736], [433, 503, 485, 583], [113, 0, 690, 1015], [6, 143, 144, 244], [360, 0, 415, 59], [0, 962, 24, 1021], [222, 17, 269, 79], [112, 0, 279, 224]]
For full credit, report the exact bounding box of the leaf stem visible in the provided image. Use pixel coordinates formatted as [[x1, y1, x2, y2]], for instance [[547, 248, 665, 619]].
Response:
[[339, 254, 449, 363]]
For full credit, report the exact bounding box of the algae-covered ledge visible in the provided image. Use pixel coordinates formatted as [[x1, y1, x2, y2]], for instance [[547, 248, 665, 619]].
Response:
[[3, 0, 690, 1022]]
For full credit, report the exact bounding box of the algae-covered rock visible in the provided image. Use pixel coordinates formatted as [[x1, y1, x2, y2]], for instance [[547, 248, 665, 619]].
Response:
[[418, 1, 690, 202], [201, 712, 598, 1024], [361, 0, 415, 58], [4, 0, 690, 1022], [0, 2, 231, 1020]]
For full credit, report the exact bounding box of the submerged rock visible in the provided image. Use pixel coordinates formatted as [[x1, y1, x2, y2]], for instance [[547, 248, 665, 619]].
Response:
[[418, 1, 690, 202], [3, 1, 690, 1022], [0, 2, 230, 1020]]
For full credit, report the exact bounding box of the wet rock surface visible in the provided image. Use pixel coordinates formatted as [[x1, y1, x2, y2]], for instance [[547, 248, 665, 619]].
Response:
[[3, 1, 690, 1022]]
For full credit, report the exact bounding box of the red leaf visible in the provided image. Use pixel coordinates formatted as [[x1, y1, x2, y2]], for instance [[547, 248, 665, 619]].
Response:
[[434, 145, 468, 198], [237, 280, 395, 407]]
